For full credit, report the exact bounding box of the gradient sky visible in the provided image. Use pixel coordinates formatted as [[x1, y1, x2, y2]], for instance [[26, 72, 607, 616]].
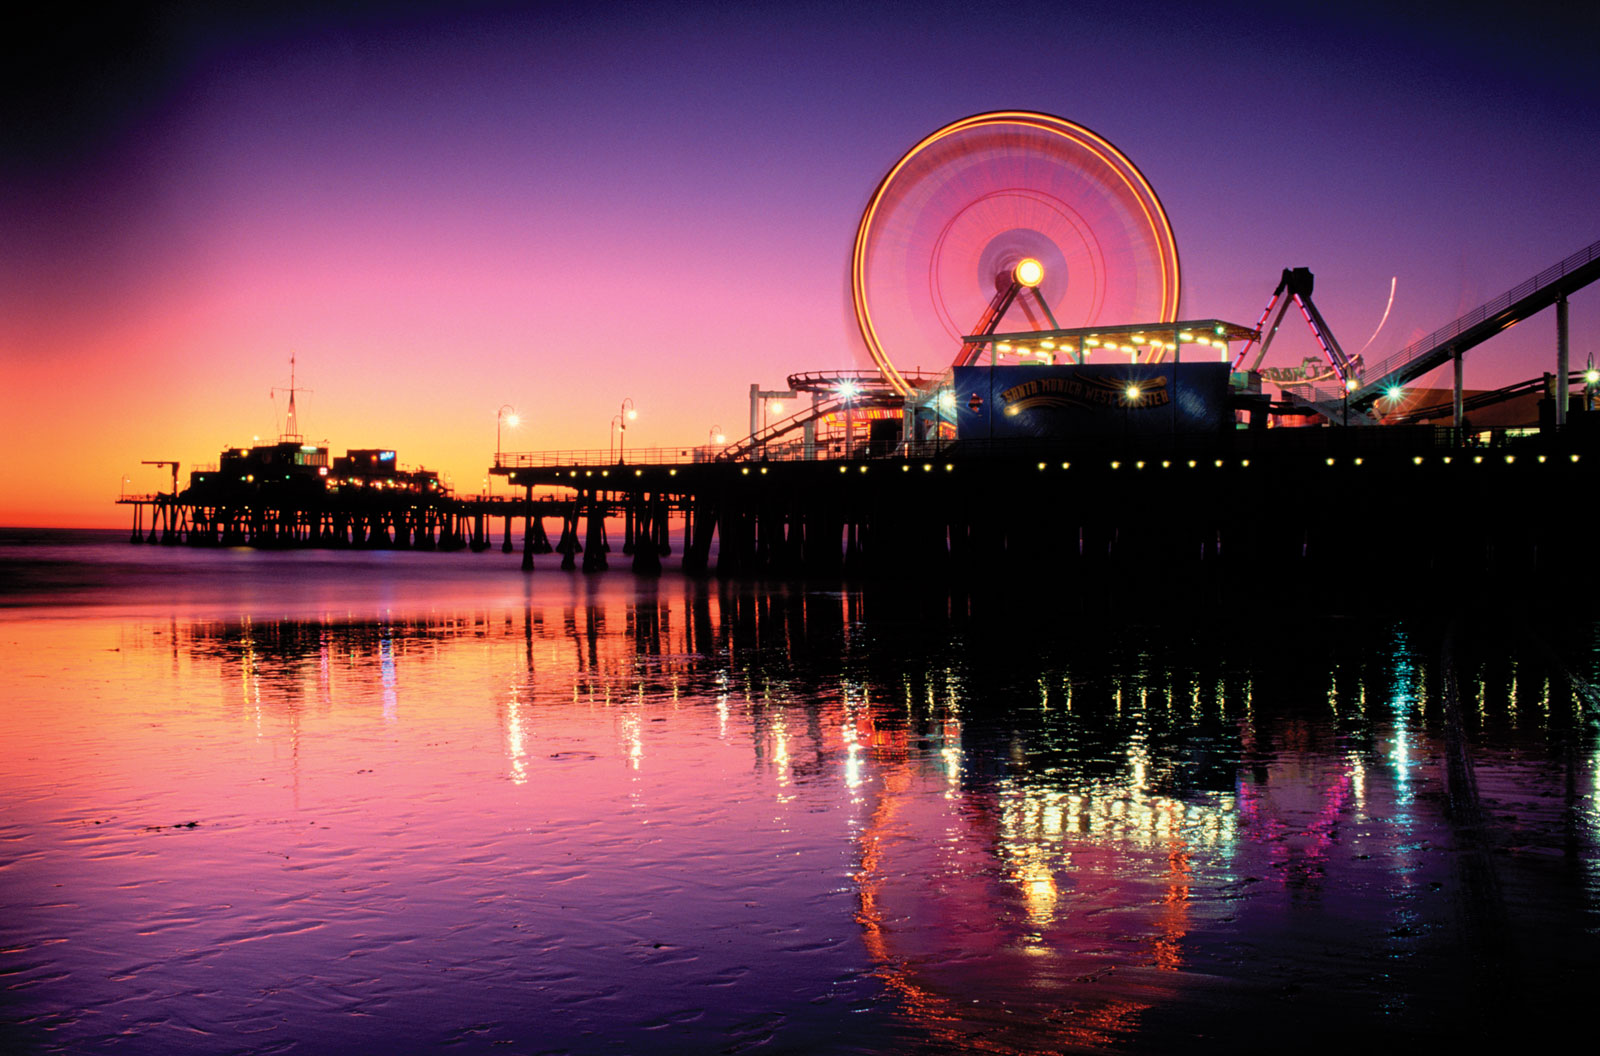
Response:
[[5, 0, 1597, 527]]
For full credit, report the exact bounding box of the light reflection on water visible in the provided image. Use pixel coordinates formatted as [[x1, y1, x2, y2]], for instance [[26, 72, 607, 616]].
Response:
[[3, 548, 1600, 1053]]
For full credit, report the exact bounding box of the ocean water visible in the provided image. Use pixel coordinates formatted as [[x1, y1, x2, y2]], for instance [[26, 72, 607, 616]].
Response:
[[3, 530, 1599, 1054]]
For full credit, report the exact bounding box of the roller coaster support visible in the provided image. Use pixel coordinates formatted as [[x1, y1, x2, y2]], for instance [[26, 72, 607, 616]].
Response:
[[1557, 294, 1569, 428]]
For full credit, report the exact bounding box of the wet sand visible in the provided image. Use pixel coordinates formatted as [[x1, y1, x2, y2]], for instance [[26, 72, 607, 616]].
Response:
[[2, 536, 1597, 1053]]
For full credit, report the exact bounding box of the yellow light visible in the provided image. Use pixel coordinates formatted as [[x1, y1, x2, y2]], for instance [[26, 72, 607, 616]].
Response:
[[1015, 257, 1044, 287], [1413, 456, 1424, 465], [1135, 460, 1145, 469], [1110, 461, 1121, 469], [922, 464, 932, 471], [634, 469, 642, 476], [760, 466, 768, 474], [1060, 461, 1070, 469], [1161, 460, 1170, 468], [901, 465, 909, 472], [626, 409, 638, 420], [1125, 385, 1141, 400], [1187, 460, 1196, 468], [1086, 338, 1101, 348], [741, 467, 749, 475], [1040, 339, 1055, 350], [840, 466, 847, 473], [996, 342, 1012, 353]]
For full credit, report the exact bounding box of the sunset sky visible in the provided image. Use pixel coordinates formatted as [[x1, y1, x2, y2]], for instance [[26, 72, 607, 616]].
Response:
[[5, 0, 1597, 528]]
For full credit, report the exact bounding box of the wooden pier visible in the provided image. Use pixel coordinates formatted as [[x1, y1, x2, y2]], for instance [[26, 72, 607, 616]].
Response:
[[121, 424, 1596, 582], [492, 425, 1598, 580]]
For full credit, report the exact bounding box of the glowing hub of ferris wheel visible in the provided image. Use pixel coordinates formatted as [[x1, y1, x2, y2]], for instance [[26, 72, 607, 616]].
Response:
[[851, 111, 1182, 397]]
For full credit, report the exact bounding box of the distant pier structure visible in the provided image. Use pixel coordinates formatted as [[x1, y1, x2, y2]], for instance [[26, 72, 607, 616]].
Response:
[[119, 440, 567, 559]]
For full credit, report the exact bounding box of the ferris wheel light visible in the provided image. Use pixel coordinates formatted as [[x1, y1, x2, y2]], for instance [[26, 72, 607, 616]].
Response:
[[852, 113, 1180, 397]]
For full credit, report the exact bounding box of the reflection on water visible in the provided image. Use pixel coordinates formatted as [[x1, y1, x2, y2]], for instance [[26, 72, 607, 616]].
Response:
[[3, 559, 1600, 1053]]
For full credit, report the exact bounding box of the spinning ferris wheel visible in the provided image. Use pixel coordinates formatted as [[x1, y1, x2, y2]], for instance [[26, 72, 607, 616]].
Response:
[[851, 111, 1182, 397]]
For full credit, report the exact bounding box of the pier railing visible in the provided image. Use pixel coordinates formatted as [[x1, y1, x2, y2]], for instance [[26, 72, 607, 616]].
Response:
[[494, 425, 1571, 476], [1361, 236, 1600, 392], [496, 445, 728, 469]]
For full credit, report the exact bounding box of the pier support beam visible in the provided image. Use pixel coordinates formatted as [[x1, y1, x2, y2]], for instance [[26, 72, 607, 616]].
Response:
[[582, 492, 608, 572]]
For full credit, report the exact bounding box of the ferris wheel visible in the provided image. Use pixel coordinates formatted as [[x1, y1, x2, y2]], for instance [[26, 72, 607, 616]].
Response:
[[851, 111, 1182, 397]]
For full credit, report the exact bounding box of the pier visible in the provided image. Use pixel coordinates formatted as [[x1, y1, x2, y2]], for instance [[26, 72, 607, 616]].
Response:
[[486, 424, 1596, 580], [113, 114, 1600, 587]]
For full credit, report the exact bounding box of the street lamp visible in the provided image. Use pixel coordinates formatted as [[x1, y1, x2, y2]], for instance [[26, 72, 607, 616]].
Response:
[[496, 404, 519, 461], [838, 380, 859, 458], [612, 397, 637, 462]]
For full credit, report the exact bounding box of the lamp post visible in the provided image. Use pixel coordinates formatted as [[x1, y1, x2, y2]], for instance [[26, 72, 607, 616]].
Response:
[[838, 380, 859, 458], [495, 405, 519, 495], [496, 404, 519, 461], [612, 398, 637, 462]]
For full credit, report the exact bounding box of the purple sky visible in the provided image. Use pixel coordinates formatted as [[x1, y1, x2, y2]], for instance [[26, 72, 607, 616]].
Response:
[[5, 0, 1597, 525]]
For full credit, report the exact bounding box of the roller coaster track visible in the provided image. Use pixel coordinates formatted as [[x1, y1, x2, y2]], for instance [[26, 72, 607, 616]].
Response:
[[1283, 237, 1600, 417], [716, 370, 940, 462]]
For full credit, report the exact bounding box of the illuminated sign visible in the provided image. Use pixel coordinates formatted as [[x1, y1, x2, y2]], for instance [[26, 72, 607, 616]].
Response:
[[954, 364, 1230, 439]]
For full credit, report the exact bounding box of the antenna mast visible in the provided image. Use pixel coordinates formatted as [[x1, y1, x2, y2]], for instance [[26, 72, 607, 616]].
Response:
[[271, 354, 311, 443]]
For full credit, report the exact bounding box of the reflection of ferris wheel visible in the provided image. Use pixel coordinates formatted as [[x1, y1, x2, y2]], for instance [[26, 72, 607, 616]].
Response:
[[852, 111, 1182, 397]]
